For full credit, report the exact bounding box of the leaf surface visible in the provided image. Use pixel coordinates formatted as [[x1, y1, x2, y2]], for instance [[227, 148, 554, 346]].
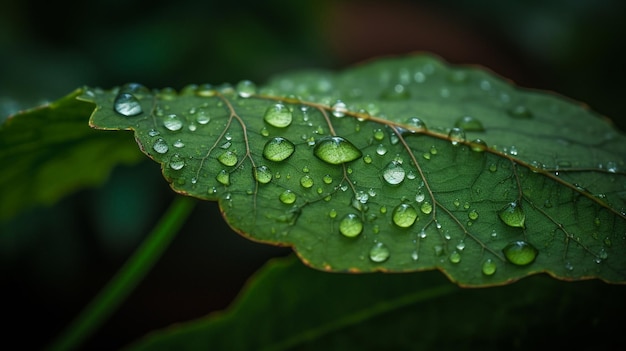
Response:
[[0, 89, 143, 220], [83, 54, 626, 286]]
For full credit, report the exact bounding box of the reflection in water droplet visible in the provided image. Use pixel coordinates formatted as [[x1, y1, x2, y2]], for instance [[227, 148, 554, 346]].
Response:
[[218, 150, 238, 167], [263, 137, 295, 162], [169, 154, 185, 170], [313, 136, 362, 165], [236, 80, 257, 98], [279, 190, 297, 204], [300, 175, 314, 188], [448, 127, 465, 146], [498, 201, 525, 228], [482, 259, 497, 275], [264, 103, 292, 128], [152, 138, 169, 154], [339, 213, 363, 238], [454, 115, 484, 131], [392, 203, 418, 228], [163, 114, 183, 131], [369, 242, 390, 262], [502, 240, 538, 266], [253, 165, 272, 184], [114, 93, 143, 116], [383, 161, 405, 185]]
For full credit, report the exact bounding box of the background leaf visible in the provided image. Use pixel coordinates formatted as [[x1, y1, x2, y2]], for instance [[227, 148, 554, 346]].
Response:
[[124, 255, 626, 350], [85, 54, 626, 287]]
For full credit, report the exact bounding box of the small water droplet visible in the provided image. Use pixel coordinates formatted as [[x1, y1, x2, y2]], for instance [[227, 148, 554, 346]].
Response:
[[263, 137, 295, 162], [454, 115, 484, 131], [482, 259, 497, 276], [218, 150, 238, 167], [216, 170, 230, 185], [411, 251, 419, 261], [376, 144, 387, 156], [420, 201, 432, 215], [363, 154, 373, 164], [489, 163, 497, 172], [254, 165, 273, 184], [430, 145, 437, 155], [169, 154, 185, 170], [236, 80, 257, 98], [322, 174, 333, 184], [449, 250, 461, 263], [373, 129, 385, 141], [313, 136, 362, 165], [173, 139, 185, 148], [502, 240, 538, 266], [456, 241, 465, 251], [152, 138, 169, 154], [339, 213, 363, 238], [507, 105, 533, 119], [392, 203, 418, 228], [406, 116, 427, 131], [300, 175, 314, 188], [163, 113, 183, 131], [148, 129, 160, 137], [415, 191, 425, 203], [470, 139, 488, 152], [468, 209, 479, 220], [113, 92, 143, 116], [383, 161, 405, 185], [369, 242, 390, 262], [279, 190, 297, 204], [448, 127, 466, 146], [264, 103, 293, 128], [331, 100, 347, 117], [498, 201, 525, 228], [195, 108, 211, 124]]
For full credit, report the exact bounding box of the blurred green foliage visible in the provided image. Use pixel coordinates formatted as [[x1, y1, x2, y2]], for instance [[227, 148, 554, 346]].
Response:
[[1, 0, 625, 350]]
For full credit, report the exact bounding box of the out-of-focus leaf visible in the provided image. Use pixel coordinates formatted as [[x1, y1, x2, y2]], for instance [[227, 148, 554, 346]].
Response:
[[84, 54, 626, 286]]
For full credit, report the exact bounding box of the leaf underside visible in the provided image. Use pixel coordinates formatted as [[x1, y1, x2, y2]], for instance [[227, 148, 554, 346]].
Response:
[[83, 53, 626, 287]]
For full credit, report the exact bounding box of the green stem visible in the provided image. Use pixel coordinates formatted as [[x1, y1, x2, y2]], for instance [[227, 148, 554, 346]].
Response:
[[45, 195, 197, 351]]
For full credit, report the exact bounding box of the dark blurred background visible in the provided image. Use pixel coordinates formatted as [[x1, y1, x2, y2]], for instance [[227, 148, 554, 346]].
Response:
[[2, 0, 625, 350]]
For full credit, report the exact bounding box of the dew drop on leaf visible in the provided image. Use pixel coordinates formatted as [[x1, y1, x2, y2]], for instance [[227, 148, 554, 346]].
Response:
[[263, 137, 295, 162], [454, 115, 484, 131], [313, 136, 362, 165], [369, 242, 390, 262], [420, 201, 433, 215], [264, 103, 292, 128], [383, 161, 405, 185], [449, 250, 461, 263], [163, 113, 183, 131], [216, 170, 230, 185], [498, 201, 525, 228], [322, 174, 333, 184], [448, 127, 466, 146], [373, 128, 385, 141], [331, 100, 347, 117], [113, 92, 143, 116], [218, 150, 238, 167], [236, 80, 257, 98], [406, 116, 427, 131], [470, 139, 488, 152], [339, 213, 363, 238], [468, 209, 479, 220], [300, 175, 314, 188], [152, 138, 169, 154], [502, 240, 538, 266], [279, 190, 297, 204], [482, 258, 497, 275], [168, 154, 185, 170], [253, 165, 272, 184], [391, 203, 418, 228], [507, 105, 533, 119]]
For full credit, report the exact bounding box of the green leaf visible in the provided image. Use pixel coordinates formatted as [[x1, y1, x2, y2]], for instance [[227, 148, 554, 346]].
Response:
[[123, 255, 626, 350], [83, 54, 626, 286], [0, 89, 144, 220]]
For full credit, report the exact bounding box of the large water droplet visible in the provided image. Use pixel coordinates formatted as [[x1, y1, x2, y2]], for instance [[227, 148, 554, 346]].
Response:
[[113, 92, 143, 116], [498, 201, 525, 228], [392, 203, 418, 228], [448, 127, 465, 146], [369, 242, 390, 262], [339, 213, 363, 238], [313, 136, 362, 165], [254, 165, 272, 184], [236, 80, 257, 98], [382, 161, 405, 185], [218, 150, 238, 167], [420, 202, 433, 215], [216, 170, 230, 185], [264, 103, 292, 128], [502, 240, 538, 266], [482, 259, 497, 275], [152, 138, 169, 154], [169, 153, 185, 170], [163, 113, 183, 131], [454, 115, 484, 131], [263, 137, 295, 162], [279, 190, 297, 204]]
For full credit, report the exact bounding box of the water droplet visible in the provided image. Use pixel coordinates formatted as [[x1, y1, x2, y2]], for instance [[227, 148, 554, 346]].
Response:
[[113, 92, 143, 116], [236, 80, 256, 98], [468, 209, 479, 220], [507, 105, 533, 119], [415, 191, 425, 203], [169, 154, 185, 170], [430, 145, 437, 155], [300, 175, 314, 188], [263, 137, 295, 162], [454, 115, 484, 131], [448, 127, 465, 146], [339, 213, 363, 238], [279, 190, 297, 204], [392, 203, 418, 228], [482, 259, 497, 275], [369, 242, 390, 262], [331, 100, 347, 117], [373, 129, 385, 141], [489, 163, 497, 172], [498, 201, 525, 228], [254, 165, 272, 184], [449, 251, 461, 263], [148, 129, 160, 137], [216, 150, 237, 167], [502, 240, 538, 266], [163, 113, 183, 131], [195, 108, 211, 124], [216, 170, 230, 185], [376, 144, 387, 156], [470, 139, 488, 152], [313, 136, 362, 165], [152, 138, 169, 154], [264, 103, 292, 128], [420, 201, 432, 215], [173, 139, 185, 148], [322, 174, 333, 184], [382, 161, 405, 185], [406, 116, 427, 131]]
